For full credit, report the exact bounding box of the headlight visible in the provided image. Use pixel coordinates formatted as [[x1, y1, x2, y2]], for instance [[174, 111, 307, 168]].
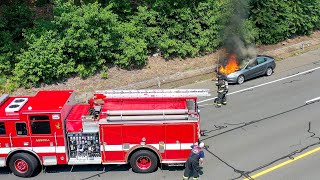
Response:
[[227, 73, 237, 78]]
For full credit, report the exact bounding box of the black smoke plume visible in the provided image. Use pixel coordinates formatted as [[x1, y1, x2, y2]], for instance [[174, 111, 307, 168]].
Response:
[[221, 0, 256, 64]]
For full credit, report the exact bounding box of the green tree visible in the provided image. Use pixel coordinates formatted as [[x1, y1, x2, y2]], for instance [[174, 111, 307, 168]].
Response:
[[250, 0, 292, 44], [0, 2, 34, 89], [1, 3, 34, 41], [152, 0, 226, 58], [113, 21, 148, 68], [287, 0, 320, 35], [14, 31, 74, 87], [0, 30, 15, 75], [54, 1, 118, 77]]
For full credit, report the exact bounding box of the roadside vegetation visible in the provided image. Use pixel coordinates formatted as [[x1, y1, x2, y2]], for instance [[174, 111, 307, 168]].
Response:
[[0, 0, 320, 92]]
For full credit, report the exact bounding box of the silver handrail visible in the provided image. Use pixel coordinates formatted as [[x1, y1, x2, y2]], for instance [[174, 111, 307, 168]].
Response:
[[54, 132, 58, 148], [9, 133, 13, 147]]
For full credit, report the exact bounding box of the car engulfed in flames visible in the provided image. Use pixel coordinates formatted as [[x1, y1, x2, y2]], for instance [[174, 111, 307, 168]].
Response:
[[219, 54, 240, 75], [217, 54, 276, 84]]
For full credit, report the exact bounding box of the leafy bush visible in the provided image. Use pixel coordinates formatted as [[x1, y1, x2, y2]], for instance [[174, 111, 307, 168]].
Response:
[[250, 0, 293, 44], [101, 66, 109, 79], [287, 0, 320, 35], [240, 19, 259, 46], [35, 0, 50, 7], [1, 3, 34, 41], [0, 3, 36, 91], [130, 6, 161, 54], [54, 2, 118, 77], [195, 0, 227, 53], [14, 31, 74, 87], [157, 7, 200, 58], [0, 76, 7, 92], [2, 0, 320, 90], [55, 1, 149, 69], [250, 0, 320, 44], [113, 22, 148, 67], [0, 31, 15, 75], [13, 1, 150, 86], [150, 0, 226, 58]]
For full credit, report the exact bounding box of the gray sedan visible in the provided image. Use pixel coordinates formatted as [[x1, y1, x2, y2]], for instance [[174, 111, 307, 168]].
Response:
[[226, 55, 276, 84]]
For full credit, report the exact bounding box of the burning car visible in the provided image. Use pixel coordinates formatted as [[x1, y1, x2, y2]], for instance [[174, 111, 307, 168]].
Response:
[[219, 55, 276, 84]]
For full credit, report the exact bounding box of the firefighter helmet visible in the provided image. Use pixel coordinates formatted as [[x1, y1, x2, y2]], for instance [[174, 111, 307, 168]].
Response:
[[199, 142, 205, 148]]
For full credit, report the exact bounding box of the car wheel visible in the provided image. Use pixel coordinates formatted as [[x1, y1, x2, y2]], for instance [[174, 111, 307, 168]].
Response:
[[237, 75, 245, 84], [9, 153, 39, 178], [130, 150, 158, 173], [266, 67, 273, 76]]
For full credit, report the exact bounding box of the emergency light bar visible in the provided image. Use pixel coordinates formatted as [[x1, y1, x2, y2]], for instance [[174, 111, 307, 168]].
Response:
[[5, 98, 28, 113], [96, 89, 210, 98]]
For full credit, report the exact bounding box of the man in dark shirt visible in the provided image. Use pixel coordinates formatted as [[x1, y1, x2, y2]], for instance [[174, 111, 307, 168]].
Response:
[[182, 142, 205, 180]]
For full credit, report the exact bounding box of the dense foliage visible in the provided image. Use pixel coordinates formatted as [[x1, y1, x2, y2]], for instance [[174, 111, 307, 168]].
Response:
[[0, 0, 319, 91], [250, 0, 320, 44]]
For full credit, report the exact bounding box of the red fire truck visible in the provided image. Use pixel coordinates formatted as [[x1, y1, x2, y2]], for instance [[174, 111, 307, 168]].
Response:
[[0, 89, 209, 177]]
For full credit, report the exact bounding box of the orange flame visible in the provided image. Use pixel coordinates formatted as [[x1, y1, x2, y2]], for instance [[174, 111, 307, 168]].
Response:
[[219, 54, 239, 75]]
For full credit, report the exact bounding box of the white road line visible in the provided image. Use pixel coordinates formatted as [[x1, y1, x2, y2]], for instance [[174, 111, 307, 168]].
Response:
[[199, 66, 320, 103], [306, 96, 320, 105]]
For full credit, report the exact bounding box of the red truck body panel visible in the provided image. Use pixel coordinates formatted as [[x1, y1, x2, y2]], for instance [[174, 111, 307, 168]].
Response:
[[0, 90, 202, 170]]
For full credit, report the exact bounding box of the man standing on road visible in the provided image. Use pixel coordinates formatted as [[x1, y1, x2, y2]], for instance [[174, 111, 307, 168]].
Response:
[[182, 142, 205, 180], [215, 74, 228, 107]]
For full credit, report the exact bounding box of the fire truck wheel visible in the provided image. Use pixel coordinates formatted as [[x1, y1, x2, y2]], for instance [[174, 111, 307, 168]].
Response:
[[9, 153, 39, 178], [130, 150, 158, 173]]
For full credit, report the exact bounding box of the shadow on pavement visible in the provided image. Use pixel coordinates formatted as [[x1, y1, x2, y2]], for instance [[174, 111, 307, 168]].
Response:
[[160, 164, 185, 171], [1, 164, 185, 179], [0, 167, 10, 175], [79, 164, 184, 180]]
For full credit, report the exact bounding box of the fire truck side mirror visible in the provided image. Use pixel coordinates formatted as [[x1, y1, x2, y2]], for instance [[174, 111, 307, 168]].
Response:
[[197, 105, 200, 113]]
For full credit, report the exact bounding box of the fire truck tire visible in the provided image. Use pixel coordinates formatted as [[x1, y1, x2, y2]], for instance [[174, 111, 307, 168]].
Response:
[[9, 153, 39, 178], [130, 150, 158, 173]]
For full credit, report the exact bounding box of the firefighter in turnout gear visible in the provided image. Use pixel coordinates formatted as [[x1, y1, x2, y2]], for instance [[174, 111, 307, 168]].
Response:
[[183, 142, 205, 180], [214, 74, 228, 107]]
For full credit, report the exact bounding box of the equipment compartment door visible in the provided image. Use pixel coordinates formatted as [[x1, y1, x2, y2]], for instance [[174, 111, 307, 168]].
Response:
[[165, 123, 196, 161], [100, 125, 125, 163]]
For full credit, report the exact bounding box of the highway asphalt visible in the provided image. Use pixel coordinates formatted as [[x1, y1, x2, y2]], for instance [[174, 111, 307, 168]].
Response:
[[1, 49, 320, 180]]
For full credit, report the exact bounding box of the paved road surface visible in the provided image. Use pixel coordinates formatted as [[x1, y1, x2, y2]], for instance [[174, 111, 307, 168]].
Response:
[[1, 49, 320, 179]]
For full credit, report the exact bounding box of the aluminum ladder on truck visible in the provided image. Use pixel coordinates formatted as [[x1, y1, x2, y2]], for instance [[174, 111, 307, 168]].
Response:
[[96, 89, 210, 122], [95, 89, 211, 98]]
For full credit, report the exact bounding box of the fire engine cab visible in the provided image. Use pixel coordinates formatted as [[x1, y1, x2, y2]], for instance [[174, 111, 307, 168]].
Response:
[[0, 89, 209, 177]]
